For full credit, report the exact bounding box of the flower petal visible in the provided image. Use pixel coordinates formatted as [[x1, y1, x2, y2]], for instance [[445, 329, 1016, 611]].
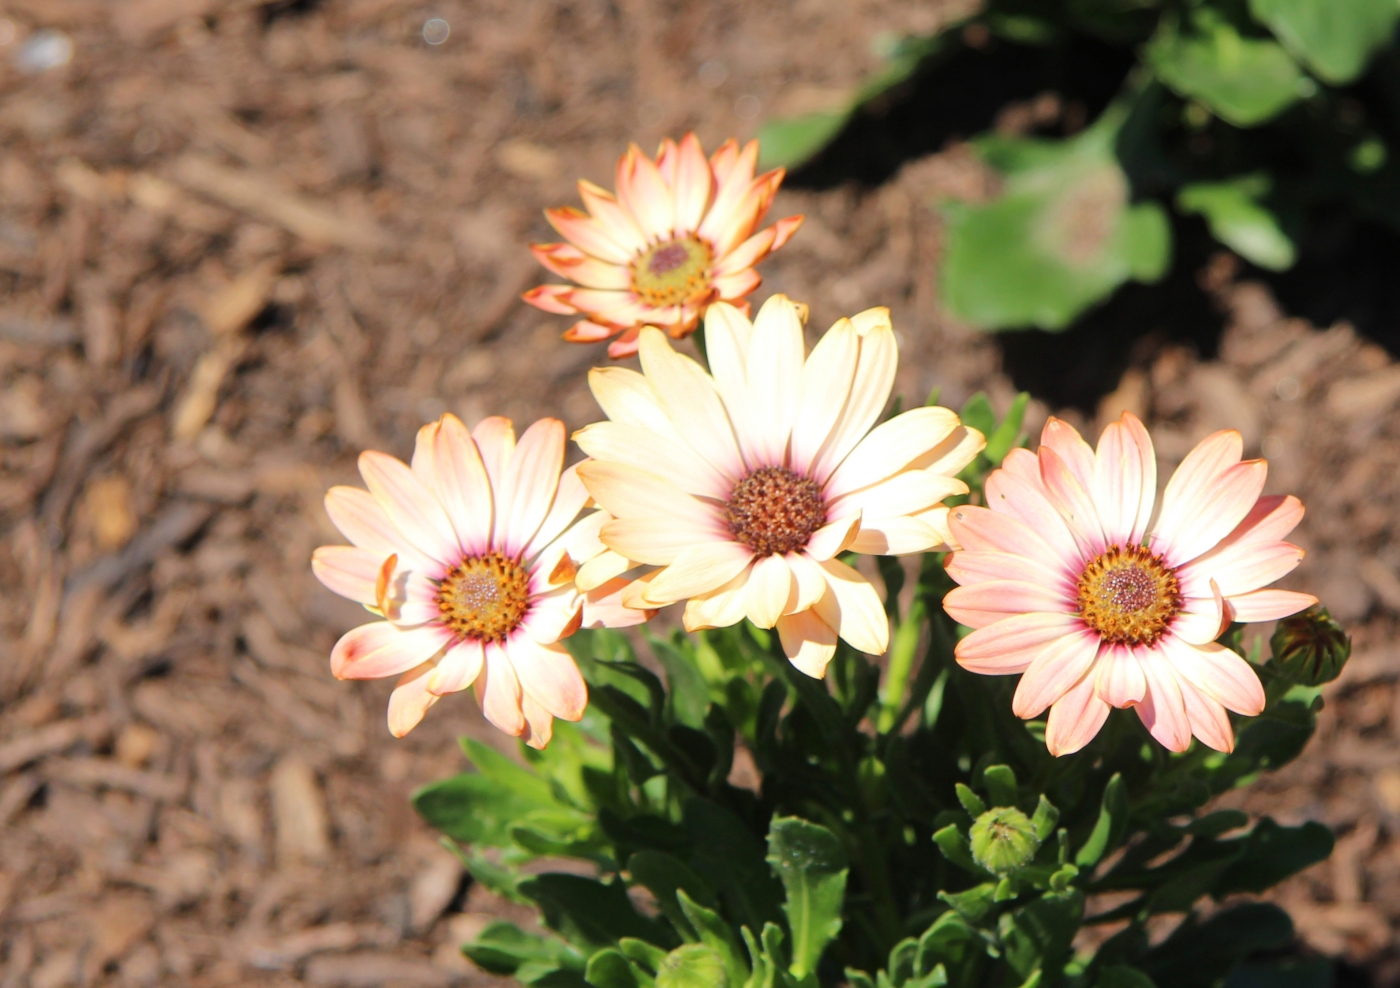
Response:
[[1178, 677, 1234, 753], [587, 367, 681, 439], [738, 294, 804, 467], [825, 406, 961, 498], [616, 144, 674, 241], [637, 328, 745, 479], [814, 558, 889, 654], [432, 413, 495, 555], [846, 516, 945, 556], [1179, 540, 1305, 600], [507, 634, 588, 722], [829, 470, 968, 523], [1134, 649, 1193, 752], [943, 580, 1074, 630], [426, 639, 485, 695], [1225, 588, 1318, 622], [808, 309, 897, 484], [777, 609, 838, 679], [1151, 429, 1243, 556], [945, 549, 1074, 595], [805, 512, 861, 562], [982, 465, 1083, 572], [1094, 644, 1147, 708], [1092, 413, 1156, 547], [1154, 459, 1268, 568], [477, 641, 526, 737], [1161, 636, 1265, 716], [574, 421, 731, 500], [745, 553, 792, 629], [312, 545, 384, 606], [671, 132, 712, 233], [472, 416, 517, 497], [1038, 447, 1107, 559], [1039, 417, 1097, 492], [582, 575, 655, 629], [955, 612, 1083, 674], [1044, 672, 1111, 756], [387, 661, 440, 738], [641, 540, 755, 605], [578, 179, 649, 256], [498, 418, 565, 556], [1012, 629, 1102, 718], [947, 504, 1072, 576], [527, 463, 591, 560], [683, 568, 753, 631], [789, 318, 857, 477], [331, 621, 452, 681], [547, 204, 636, 264]]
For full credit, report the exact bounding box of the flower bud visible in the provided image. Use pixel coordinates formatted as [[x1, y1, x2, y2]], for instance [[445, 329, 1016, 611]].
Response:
[[1269, 606, 1350, 687], [970, 806, 1040, 875]]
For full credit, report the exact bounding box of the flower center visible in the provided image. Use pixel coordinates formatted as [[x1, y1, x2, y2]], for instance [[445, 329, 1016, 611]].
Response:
[[436, 552, 531, 643], [631, 235, 714, 309], [726, 466, 827, 557], [1076, 544, 1182, 646]]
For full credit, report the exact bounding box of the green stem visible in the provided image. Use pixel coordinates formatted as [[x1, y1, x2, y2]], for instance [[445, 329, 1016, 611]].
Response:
[[877, 596, 926, 733]]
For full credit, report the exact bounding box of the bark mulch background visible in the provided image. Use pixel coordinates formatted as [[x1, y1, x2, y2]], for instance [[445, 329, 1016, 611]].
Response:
[[1, 1, 1398, 986]]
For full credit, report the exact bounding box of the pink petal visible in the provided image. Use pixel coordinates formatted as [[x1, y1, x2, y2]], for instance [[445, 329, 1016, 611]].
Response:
[[1134, 649, 1193, 752], [1226, 588, 1318, 622], [1044, 672, 1111, 756], [331, 622, 452, 681], [1011, 629, 1102, 718], [432, 413, 495, 555], [359, 451, 461, 566], [523, 284, 580, 315], [1092, 414, 1155, 547], [521, 589, 583, 644], [1217, 494, 1305, 548], [530, 242, 631, 289], [945, 549, 1074, 595], [1151, 429, 1243, 557], [521, 694, 556, 750], [477, 642, 526, 737], [427, 639, 485, 696], [1161, 636, 1265, 716], [1178, 677, 1235, 752], [982, 465, 1082, 570], [472, 416, 516, 495], [545, 206, 636, 265], [712, 268, 762, 301], [1038, 446, 1107, 559], [312, 545, 383, 606], [387, 661, 440, 738], [698, 143, 764, 249], [1154, 460, 1268, 568], [955, 612, 1083, 673], [777, 608, 838, 679], [770, 214, 804, 250], [1094, 644, 1147, 707], [943, 580, 1073, 630], [712, 225, 777, 278], [615, 144, 674, 241], [526, 463, 591, 559], [947, 504, 1072, 576], [1039, 417, 1097, 492], [563, 319, 618, 342], [671, 132, 713, 233], [507, 634, 588, 721], [324, 486, 406, 561], [497, 418, 565, 556], [1172, 579, 1229, 646], [1180, 540, 1305, 600], [578, 180, 648, 256]]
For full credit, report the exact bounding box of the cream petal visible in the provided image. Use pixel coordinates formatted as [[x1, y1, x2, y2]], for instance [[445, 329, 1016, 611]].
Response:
[[704, 301, 755, 418], [638, 328, 745, 478], [847, 516, 943, 556], [1178, 678, 1235, 753], [642, 540, 754, 605], [472, 416, 517, 495], [829, 470, 968, 523], [1012, 629, 1102, 718], [1038, 447, 1107, 559], [575, 548, 632, 592], [787, 552, 829, 613], [1039, 417, 1097, 492], [913, 505, 956, 551], [312, 545, 383, 606], [1134, 649, 1193, 752], [737, 294, 804, 467], [387, 661, 441, 738], [907, 425, 986, 479], [526, 463, 591, 560], [825, 406, 961, 498], [789, 318, 858, 477], [955, 612, 1083, 673], [808, 310, 897, 484], [1153, 460, 1268, 568], [1224, 588, 1317, 622], [947, 504, 1074, 576], [777, 609, 839, 679], [477, 642, 526, 737], [1092, 415, 1154, 547], [587, 366, 681, 439], [805, 512, 861, 562], [522, 590, 583, 645], [432, 413, 494, 554], [682, 568, 753, 631], [814, 558, 889, 654], [745, 553, 792, 629], [983, 466, 1082, 570], [507, 634, 588, 722], [574, 421, 731, 500], [331, 621, 452, 681], [1172, 587, 1230, 646], [582, 576, 654, 629], [1151, 429, 1243, 555], [600, 517, 730, 566], [1094, 644, 1148, 708], [1044, 673, 1111, 756], [1161, 636, 1265, 716], [943, 580, 1074, 630], [497, 418, 565, 556], [426, 639, 485, 696]]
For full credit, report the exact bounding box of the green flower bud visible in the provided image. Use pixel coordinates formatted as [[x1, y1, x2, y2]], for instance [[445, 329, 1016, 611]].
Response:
[[970, 806, 1040, 875], [1270, 606, 1350, 686]]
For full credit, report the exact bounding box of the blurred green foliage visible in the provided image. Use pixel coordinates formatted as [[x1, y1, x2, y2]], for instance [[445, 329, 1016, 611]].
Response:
[[759, 0, 1400, 331]]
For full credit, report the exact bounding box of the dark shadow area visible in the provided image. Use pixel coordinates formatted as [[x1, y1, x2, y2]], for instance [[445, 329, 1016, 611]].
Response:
[[785, 32, 1138, 190], [997, 214, 1225, 414]]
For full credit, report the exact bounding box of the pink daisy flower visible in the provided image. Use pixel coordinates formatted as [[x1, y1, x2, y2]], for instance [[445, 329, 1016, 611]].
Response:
[[522, 133, 803, 359], [943, 413, 1317, 756], [312, 414, 649, 747]]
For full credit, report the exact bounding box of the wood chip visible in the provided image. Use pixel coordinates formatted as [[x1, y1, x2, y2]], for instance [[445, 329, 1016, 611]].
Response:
[[270, 755, 331, 866], [0, 716, 109, 775], [43, 757, 185, 801], [172, 155, 391, 252], [303, 951, 455, 988], [245, 922, 399, 970], [1328, 366, 1400, 420]]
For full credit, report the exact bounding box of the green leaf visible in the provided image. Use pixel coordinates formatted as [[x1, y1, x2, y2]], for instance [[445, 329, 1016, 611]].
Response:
[[1000, 890, 1086, 978], [940, 106, 1171, 331], [1147, 16, 1305, 127], [1030, 796, 1061, 842], [656, 945, 729, 988], [1215, 819, 1334, 895], [982, 764, 1019, 808], [1176, 175, 1296, 271], [627, 851, 720, 940], [676, 891, 752, 988], [955, 783, 987, 818], [1096, 965, 1157, 988], [1225, 957, 1333, 988], [1249, 0, 1399, 84], [1139, 903, 1294, 988], [586, 949, 647, 988], [1075, 774, 1128, 868], [983, 393, 1031, 465], [684, 800, 785, 933], [932, 824, 984, 876], [462, 920, 584, 976], [621, 939, 670, 974], [766, 816, 849, 979], [959, 393, 997, 439], [520, 873, 674, 950], [757, 112, 849, 171]]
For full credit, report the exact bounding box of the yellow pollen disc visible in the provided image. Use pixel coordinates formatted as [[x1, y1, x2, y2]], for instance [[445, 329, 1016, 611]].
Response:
[[726, 466, 827, 557], [630, 235, 714, 308], [437, 552, 531, 643], [1076, 544, 1182, 646]]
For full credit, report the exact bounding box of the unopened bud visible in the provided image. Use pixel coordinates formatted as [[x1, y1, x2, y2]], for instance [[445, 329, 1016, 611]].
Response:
[[970, 806, 1039, 875], [1270, 606, 1350, 687]]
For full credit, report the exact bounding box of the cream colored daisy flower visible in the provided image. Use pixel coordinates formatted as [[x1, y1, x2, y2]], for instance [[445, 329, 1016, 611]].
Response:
[[573, 295, 985, 678]]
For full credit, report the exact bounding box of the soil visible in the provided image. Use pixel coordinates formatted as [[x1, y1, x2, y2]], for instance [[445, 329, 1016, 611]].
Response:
[[0, 2, 1398, 987]]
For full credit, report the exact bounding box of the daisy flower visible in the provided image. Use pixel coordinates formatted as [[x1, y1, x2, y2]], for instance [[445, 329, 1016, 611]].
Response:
[[943, 413, 1317, 756], [523, 133, 803, 359], [312, 414, 650, 747], [573, 294, 985, 678]]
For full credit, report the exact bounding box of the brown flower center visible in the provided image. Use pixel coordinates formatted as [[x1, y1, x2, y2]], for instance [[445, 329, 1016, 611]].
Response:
[[437, 552, 531, 643], [631, 235, 713, 309], [726, 466, 827, 557], [1076, 544, 1182, 646]]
